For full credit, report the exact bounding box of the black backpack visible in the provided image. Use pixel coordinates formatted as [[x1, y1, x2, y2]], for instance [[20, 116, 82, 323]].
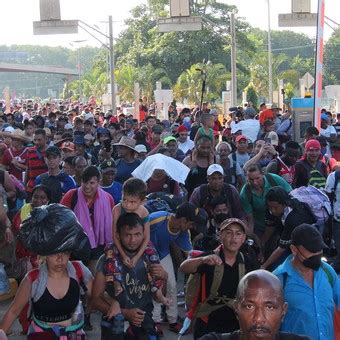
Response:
[[144, 192, 184, 214]]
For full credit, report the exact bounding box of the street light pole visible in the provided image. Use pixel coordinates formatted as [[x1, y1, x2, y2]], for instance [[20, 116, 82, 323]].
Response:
[[230, 12, 237, 107], [267, 0, 273, 104], [108, 16, 116, 114]]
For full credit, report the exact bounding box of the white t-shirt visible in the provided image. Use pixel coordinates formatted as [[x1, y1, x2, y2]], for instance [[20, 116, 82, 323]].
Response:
[[230, 119, 260, 143], [320, 125, 336, 155], [178, 137, 195, 154], [325, 171, 340, 221]]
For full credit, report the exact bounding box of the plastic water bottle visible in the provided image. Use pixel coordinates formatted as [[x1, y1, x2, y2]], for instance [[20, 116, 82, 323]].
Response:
[[71, 301, 84, 325], [0, 263, 9, 295]]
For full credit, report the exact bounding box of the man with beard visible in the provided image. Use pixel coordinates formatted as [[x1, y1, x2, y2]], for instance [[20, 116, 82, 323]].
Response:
[[273, 224, 340, 340], [189, 164, 245, 220], [92, 213, 167, 340], [180, 218, 259, 339], [199, 270, 310, 340], [266, 141, 300, 186]]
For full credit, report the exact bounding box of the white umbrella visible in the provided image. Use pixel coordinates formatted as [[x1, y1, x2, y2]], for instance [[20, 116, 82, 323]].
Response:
[[132, 154, 190, 184]]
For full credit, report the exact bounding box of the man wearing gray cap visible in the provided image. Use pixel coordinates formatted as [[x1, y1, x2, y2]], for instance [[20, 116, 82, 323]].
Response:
[[273, 224, 340, 340], [180, 218, 259, 339]]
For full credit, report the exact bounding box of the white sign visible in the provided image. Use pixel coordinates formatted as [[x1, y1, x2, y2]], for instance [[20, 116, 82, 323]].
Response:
[[158, 16, 202, 33], [278, 13, 317, 27], [292, 0, 311, 13], [302, 72, 315, 89], [170, 0, 190, 17], [154, 89, 173, 104]]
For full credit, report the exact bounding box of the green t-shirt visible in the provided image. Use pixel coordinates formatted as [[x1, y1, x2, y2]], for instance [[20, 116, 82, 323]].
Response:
[[240, 173, 292, 233]]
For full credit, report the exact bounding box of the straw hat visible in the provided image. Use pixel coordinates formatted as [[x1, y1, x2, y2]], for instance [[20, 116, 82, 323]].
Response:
[[4, 128, 30, 143], [1, 126, 15, 137], [113, 136, 136, 151]]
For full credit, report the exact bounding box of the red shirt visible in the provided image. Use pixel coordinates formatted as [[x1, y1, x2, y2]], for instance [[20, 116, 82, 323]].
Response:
[[23, 147, 48, 193], [2, 147, 28, 181]]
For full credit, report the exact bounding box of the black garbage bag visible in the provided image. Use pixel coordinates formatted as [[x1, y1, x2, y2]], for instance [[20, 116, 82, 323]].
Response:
[[19, 203, 91, 261]]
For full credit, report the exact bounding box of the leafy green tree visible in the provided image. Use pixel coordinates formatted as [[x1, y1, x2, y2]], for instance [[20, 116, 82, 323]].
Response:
[[174, 62, 229, 104], [245, 82, 258, 108], [324, 28, 340, 84]]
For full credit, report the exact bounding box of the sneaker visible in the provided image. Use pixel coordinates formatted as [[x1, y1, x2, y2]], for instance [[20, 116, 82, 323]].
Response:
[[169, 322, 182, 334], [155, 323, 164, 337]]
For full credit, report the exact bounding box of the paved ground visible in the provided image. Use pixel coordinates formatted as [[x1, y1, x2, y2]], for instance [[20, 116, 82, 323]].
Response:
[[0, 272, 194, 339]]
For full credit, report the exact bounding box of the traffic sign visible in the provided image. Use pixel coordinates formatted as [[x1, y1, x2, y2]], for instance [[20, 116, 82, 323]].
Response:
[[278, 13, 317, 27], [302, 72, 315, 90], [157, 16, 202, 32]]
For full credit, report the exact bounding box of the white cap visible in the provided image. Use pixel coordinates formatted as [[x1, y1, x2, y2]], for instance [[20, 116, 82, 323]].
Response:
[[84, 112, 94, 121], [207, 164, 224, 176], [135, 144, 147, 153], [64, 123, 73, 130], [4, 126, 15, 133]]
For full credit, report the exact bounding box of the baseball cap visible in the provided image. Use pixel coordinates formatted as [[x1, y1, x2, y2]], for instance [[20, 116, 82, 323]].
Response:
[[207, 164, 224, 176], [235, 135, 248, 143], [152, 124, 163, 134], [99, 159, 116, 172], [220, 218, 246, 233], [244, 107, 256, 118], [164, 136, 177, 144], [177, 125, 188, 133], [291, 224, 327, 253], [264, 119, 275, 127], [175, 203, 202, 224], [61, 142, 75, 152], [321, 113, 329, 121], [84, 113, 94, 121], [74, 135, 85, 145], [96, 127, 110, 135], [46, 146, 61, 157], [135, 144, 147, 153]]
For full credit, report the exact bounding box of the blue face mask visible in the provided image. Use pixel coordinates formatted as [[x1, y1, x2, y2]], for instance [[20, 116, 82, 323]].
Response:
[[321, 147, 327, 156]]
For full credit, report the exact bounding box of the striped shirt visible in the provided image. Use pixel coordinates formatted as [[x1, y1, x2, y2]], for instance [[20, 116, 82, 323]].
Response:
[[24, 146, 48, 193]]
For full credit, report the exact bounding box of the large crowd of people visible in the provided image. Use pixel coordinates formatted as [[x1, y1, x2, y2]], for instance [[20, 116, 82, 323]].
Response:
[[0, 98, 338, 339]]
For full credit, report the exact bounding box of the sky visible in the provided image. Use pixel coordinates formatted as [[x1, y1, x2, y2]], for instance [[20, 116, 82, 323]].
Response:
[[0, 0, 339, 48]]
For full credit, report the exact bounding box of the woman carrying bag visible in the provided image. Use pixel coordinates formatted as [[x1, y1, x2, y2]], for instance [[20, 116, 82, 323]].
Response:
[[0, 204, 93, 339]]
